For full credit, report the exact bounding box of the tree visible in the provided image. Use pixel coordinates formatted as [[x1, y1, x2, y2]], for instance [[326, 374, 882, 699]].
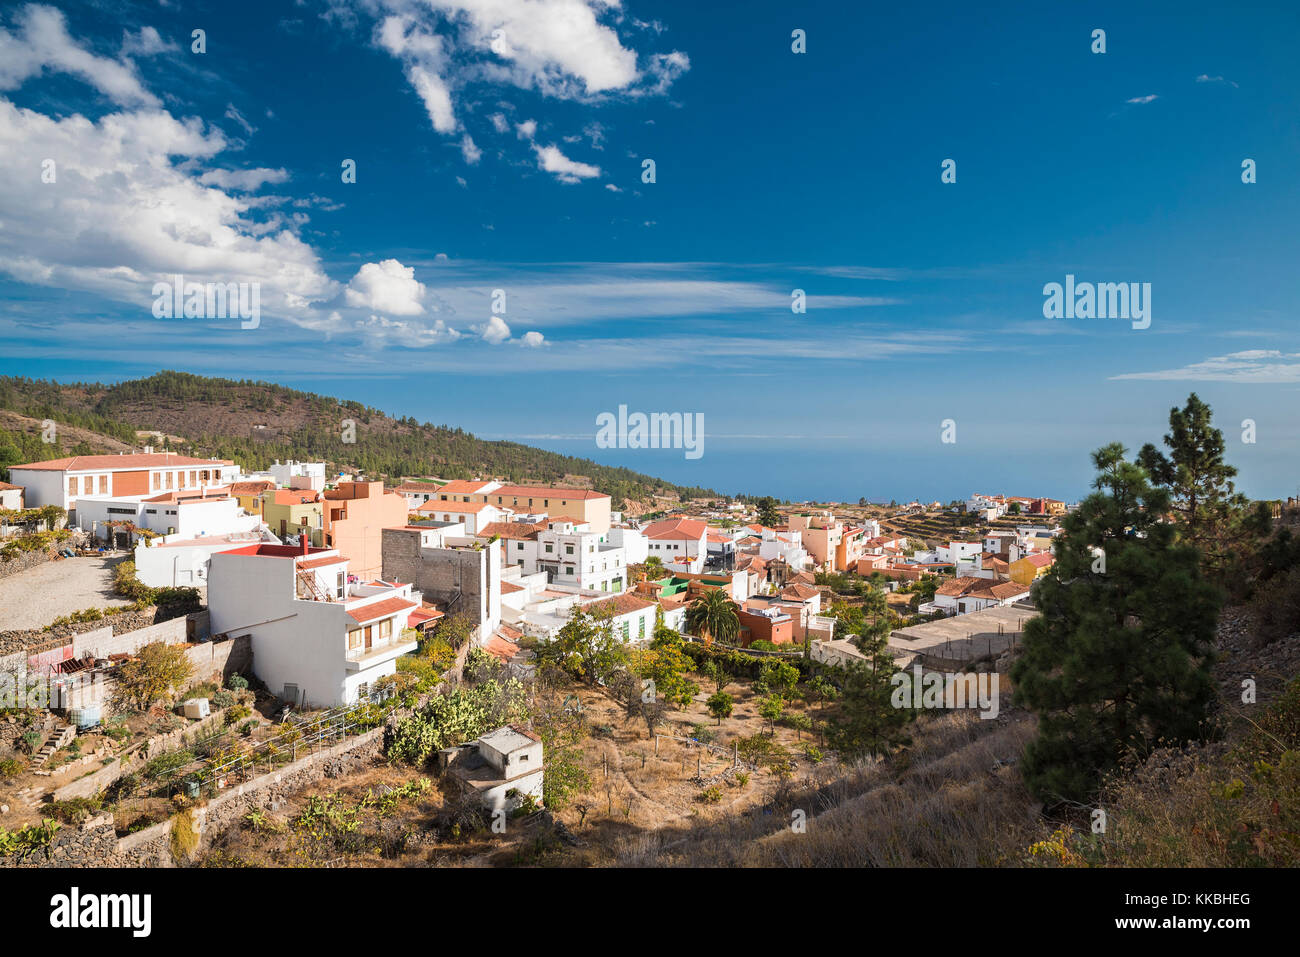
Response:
[[758, 660, 799, 696], [827, 625, 911, 758], [116, 642, 194, 708], [758, 694, 785, 735], [685, 589, 739, 645], [706, 691, 734, 725], [1137, 392, 1271, 585], [807, 675, 839, 712], [1008, 502, 1022, 515], [1010, 442, 1221, 805], [756, 497, 781, 528], [539, 608, 627, 684]]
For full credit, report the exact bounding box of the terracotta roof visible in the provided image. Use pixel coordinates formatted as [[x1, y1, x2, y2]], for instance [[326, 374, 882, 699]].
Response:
[[478, 521, 545, 540], [490, 484, 609, 501], [1020, 552, 1055, 567], [644, 517, 708, 540], [500, 581, 524, 594], [230, 480, 275, 496], [392, 481, 444, 494], [408, 606, 444, 626], [584, 593, 656, 617], [0, 481, 21, 491], [11, 453, 227, 472], [969, 580, 1031, 601], [346, 596, 417, 625], [429, 479, 496, 495], [509, 722, 541, 742], [296, 554, 346, 570], [935, 576, 985, 597], [780, 583, 820, 601]]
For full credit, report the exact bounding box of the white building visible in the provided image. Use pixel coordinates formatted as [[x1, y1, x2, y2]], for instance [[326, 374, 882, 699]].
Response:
[[9, 452, 239, 513], [0, 481, 23, 510], [644, 517, 708, 572], [937, 541, 983, 565], [77, 489, 261, 541], [208, 542, 419, 707], [516, 520, 626, 593], [133, 528, 277, 588], [269, 459, 326, 491], [606, 524, 648, 565], [440, 725, 544, 814], [415, 500, 510, 535]]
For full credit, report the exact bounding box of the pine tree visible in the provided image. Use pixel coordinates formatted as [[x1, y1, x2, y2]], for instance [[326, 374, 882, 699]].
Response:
[[1011, 443, 1220, 805], [828, 625, 912, 758]]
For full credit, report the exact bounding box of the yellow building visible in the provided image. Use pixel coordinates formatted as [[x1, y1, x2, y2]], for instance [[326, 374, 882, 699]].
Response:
[[260, 488, 325, 545], [1010, 551, 1054, 586]]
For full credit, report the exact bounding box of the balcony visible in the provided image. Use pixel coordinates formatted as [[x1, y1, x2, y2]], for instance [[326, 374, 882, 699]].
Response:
[[345, 633, 419, 670]]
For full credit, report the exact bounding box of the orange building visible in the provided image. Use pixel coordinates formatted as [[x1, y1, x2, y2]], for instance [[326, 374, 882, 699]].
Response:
[[322, 481, 409, 580]]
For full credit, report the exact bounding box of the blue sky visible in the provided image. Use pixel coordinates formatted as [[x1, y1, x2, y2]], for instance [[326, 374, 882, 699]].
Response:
[[1, 0, 1298, 502]]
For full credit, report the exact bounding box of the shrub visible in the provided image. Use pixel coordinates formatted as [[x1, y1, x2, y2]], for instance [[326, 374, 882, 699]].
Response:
[[224, 705, 252, 726], [117, 642, 194, 708], [0, 757, 22, 779], [169, 809, 199, 863], [1251, 566, 1300, 646], [46, 796, 103, 824], [227, 673, 249, 692], [19, 731, 41, 754], [211, 690, 235, 710], [697, 785, 724, 804]]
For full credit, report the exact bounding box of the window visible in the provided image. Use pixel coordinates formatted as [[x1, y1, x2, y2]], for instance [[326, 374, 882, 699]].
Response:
[[545, 544, 553, 553], [152, 472, 161, 491], [190, 471, 197, 485], [336, 572, 345, 599], [378, 618, 393, 640], [68, 477, 76, 497], [565, 544, 574, 555], [638, 617, 646, 638], [517, 542, 524, 551], [348, 628, 363, 650], [621, 621, 630, 640], [82, 476, 93, 494], [98, 475, 107, 494], [166, 472, 174, 490]]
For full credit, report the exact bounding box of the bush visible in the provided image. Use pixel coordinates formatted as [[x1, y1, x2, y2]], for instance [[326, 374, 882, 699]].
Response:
[[117, 642, 194, 708], [224, 705, 252, 726], [1251, 566, 1300, 646], [227, 674, 249, 692], [169, 809, 199, 863], [46, 796, 103, 824], [697, 785, 724, 804], [0, 758, 22, 779], [19, 731, 41, 754]]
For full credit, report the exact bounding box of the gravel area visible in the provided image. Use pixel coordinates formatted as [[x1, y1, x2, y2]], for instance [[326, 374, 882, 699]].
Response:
[[0, 554, 133, 631]]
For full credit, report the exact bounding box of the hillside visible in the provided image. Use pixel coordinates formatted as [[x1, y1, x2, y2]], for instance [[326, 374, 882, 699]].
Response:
[[0, 371, 718, 508]]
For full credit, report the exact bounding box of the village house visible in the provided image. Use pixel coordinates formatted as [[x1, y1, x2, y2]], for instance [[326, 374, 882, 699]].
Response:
[[207, 542, 420, 707], [437, 725, 545, 814], [9, 452, 238, 514], [322, 480, 410, 580]]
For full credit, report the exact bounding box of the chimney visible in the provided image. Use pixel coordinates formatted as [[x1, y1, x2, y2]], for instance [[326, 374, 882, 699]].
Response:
[[301, 535, 310, 557]]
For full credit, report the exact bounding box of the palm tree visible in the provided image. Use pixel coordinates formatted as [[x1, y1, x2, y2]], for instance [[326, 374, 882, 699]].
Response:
[[685, 588, 739, 646]]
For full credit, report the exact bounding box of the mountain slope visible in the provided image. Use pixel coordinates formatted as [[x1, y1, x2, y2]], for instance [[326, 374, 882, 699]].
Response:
[[0, 371, 718, 507]]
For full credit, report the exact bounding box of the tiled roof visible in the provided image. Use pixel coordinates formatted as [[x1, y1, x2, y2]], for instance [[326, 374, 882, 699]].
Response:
[[1021, 552, 1055, 567], [346, 596, 417, 625], [969, 580, 1031, 601], [500, 581, 524, 594], [296, 554, 346, 570], [936, 576, 985, 597], [490, 484, 609, 501], [12, 453, 227, 471], [780, 583, 820, 600], [0, 481, 22, 490], [230, 480, 275, 496], [392, 481, 444, 494], [478, 521, 545, 540], [644, 517, 708, 540]]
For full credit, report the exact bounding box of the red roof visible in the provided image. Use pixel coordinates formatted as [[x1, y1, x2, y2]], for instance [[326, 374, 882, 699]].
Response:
[[296, 554, 347, 570], [346, 596, 417, 625], [584, 593, 656, 617], [644, 517, 708, 541], [11, 453, 227, 472], [491, 484, 608, 501]]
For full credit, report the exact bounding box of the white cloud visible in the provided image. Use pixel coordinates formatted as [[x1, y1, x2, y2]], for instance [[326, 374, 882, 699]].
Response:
[[1126, 94, 1159, 105], [0, 4, 158, 107], [604, 183, 622, 192], [477, 314, 512, 343], [533, 143, 600, 183], [345, 259, 427, 316], [519, 330, 546, 347], [460, 132, 481, 163], [1196, 74, 1239, 88], [361, 0, 688, 169], [1111, 350, 1300, 383], [121, 25, 177, 57], [223, 103, 257, 136], [516, 118, 537, 140], [198, 167, 290, 191]]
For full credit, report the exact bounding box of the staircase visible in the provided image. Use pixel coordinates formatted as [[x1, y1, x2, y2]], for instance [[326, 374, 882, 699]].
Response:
[[31, 724, 75, 768]]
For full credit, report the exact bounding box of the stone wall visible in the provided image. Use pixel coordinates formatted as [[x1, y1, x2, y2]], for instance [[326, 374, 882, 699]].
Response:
[[0, 547, 52, 582], [2, 725, 387, 867]]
